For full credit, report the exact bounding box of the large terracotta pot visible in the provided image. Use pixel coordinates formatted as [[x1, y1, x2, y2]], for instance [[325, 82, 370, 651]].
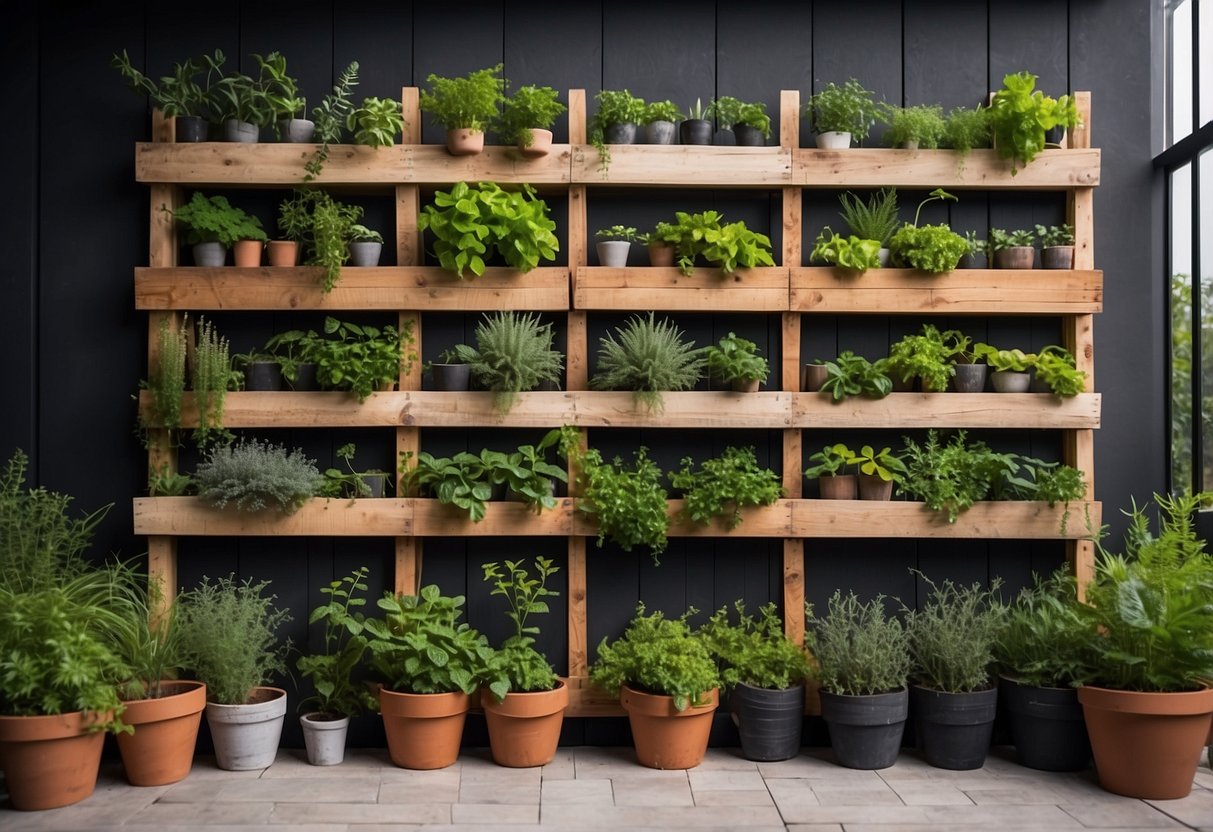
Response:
[[1078, 685, 1213, 799], [481, 681, 568, 768], [379, 688, 470, 769], [115, 680, 207, 786], [0, 710, 110, 810], [620, 685, 718, 770]]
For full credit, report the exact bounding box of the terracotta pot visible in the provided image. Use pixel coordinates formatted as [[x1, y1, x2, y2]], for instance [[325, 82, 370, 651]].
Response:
[[232, 239, 263, 267], [266, 240, 298, 267], [379, 688, 470, 769], [447, 128, 485, 156], [731, 377, 760, 393], [1078, 685, 1213, 799], [858, 474, 893, 501], [620, 685, 718, 770], [0, 710, 110, 810], [1041, 246, 1075, 270], [115, 680, 207, 786], [481, 681, 568, 768], [648, 243, 676, 267], [518, 128, 553, 158], [994, 246, 1035, 269], [818, 474, 857, 500], [802, 364, 828, 392]]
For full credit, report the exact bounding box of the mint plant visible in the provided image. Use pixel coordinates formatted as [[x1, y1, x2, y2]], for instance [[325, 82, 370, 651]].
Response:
[[419, 182, 559, 277]]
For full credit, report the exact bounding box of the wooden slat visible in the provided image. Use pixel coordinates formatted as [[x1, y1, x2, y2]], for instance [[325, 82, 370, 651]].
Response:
[[412, 499, 574, 536], [793, 392, 1101, 429], [795, 147, 1100, 189], [790, 268, 1103, 314], [571, 144, 791, 186], [574, 267, 791, 311], [134, 267, 571, 311], [791, 501, 1102, 539], [133, 497, 416, 536], [148, 536, 177, 624], [576, 500, 793, 539], [395, 165, 422, 597]]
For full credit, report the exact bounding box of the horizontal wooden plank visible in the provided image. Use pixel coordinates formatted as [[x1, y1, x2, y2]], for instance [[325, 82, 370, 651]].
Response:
[[413, 499, 574, 536], [134, 267, 570, 311], [135, 142, 571, 186], [571, 144, 791, 186], [793, 393, 1101, 429], [132, 496, 414, 536], [790, 268, 1103, 314], [794, 148, 1101, 189], [793, 500, 1101, 539], [574, 267, 790, 311]]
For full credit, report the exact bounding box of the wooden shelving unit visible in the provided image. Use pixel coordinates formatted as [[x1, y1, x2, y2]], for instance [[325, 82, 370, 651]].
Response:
[[134, 89, 1101, 718]]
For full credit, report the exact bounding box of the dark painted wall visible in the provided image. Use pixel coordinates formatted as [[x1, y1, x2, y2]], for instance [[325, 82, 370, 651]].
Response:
[[0, 0, 1158, 747]]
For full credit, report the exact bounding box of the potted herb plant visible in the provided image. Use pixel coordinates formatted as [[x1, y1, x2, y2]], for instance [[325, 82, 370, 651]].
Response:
[[590, 605, 720, 769], [254, 51, 312, 142], [112, 48, 223, 142], [499, 432, 569, 511], [590, 313, 705, 412], [885, 324, 960, 393], [805, 79, 882, 149], [839, 187, 899, 265], [988, 71, 1081, 173], [270, 189, 313, 267], [974, 344, 1036, 393], [853, 445, 906, 501], [710, 96, 772, 146], [807, 590, 913, 769], [888, 189, 968, 274], [1033, 345, 1087, 397], [810, 228, 882, 276], [957, 231, 988, 269], [234, 349, 283, 391], [208, 60, 274, 142], [304, 61, 360, 181], [480, 557, 567, 767], [704, 332, 770, 392], [802, 359, 828, 393], [364, 585, 494, 769], [177, 575, 292, 771], [948, 332, 987, 393], [419, 182, 559, 278], [347, 224, 383, 267], [639, 221, 680, 267], [168, 192, 267, 267], [319, 443, 390, 499], [290, 316, 414, 402], [419, 64, 506, 155], [194, 438, 322, 515], [595, 224, 637, 267], [669, 446, 784, 530], [883, 103, 946, 149], [1036, 223, 1076, 269], [818, 351, 893, 401], [680, 98, 712, 145], [664, 210, 776, 276], [806, 442, 858, 500], [699, 602, 811, 761], [400, 450, 493, 521], [942, 105, 992, 160], [460, 311, 564, 414], [501, 84, 566, 157], [428, 347, 473, 391], [296, 567, 376, 766], [642, 100, 681, 145], [588, 89, 646, 171], [347, 96, 405, 147], [989, 228, 1036, 269]]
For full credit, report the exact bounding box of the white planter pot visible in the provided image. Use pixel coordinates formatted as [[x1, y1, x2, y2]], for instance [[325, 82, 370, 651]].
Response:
[[596, 240, 631, 267], [348, 241, 382, 267], [205, 686, 287, 771], [300, 712, 350, 766], [816, 131, 852, 149], [877, 247, 890, 267]]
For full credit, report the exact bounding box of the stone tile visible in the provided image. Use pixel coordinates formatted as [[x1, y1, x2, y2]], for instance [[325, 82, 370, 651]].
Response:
[[758, 752, 876, 780], [158, 781, 238, 804], [176, 756, 273, 781], [610, 775, 693, 807], [459, 781, 541, 805], [691, 750, 762, 771], [785, 826, 846, 832], [919, 804, 1085, 826], [809, 784, 904, 807], [767, 803, 935, 825], [764, 776, 822, 808], [127, 801, 274, 824], [539, 778, 614, 805], [452, 803, 540, 824], [691, 788, 775, 807], [1148, 789, 1213, 828], [963, 784, 1072, 805], [215, 775, 380, 803], [271, 801, 450, 824], [843, 827, 1110, 832], [883, 781, 974, 806], [378, 767, 463, 787], [260, 748, 395, 777], [1061, 801, 1188, 828], [378, 779, 461, 804], [460, 765, 542, 786], [0, 798, 152, 830], [688, 769, 768, 791], [538, 803, 785, 827], [572, 747, 684, 780], [539, 751, 576, 781]]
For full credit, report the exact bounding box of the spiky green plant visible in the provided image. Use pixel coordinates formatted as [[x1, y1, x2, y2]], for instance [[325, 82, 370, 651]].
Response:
[[838, 188, 900, 247], [150, 317, 187, 431], [464, 312, 564, 414], [807, 590, 912, 696], [590, 313, 705, 411], [903, 573, 1005, 693], [192, 317, 231, 448]]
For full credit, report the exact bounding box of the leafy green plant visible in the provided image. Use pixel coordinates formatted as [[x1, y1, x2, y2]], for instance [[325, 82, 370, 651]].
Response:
[[419, 64, 507, 133], [481, 557, 561, 702], [305, 61, 359, 181], [886, 324, 962, 392], [348, 224, 383, 244], [854, 445, 907, 483], [148, 318, 187, 432], [708, 96, 772, 139], [365, 585, 494, 695], [563, 434, 669, 560], [309, 190, 363, 291], [491, 430, 568, 512], [884, 104, 946, 148], [888, 189, 966, 273], [277, 189, 313, 243], [588, 89, 647, 169], [669, 446, 784, 530], [194, 438, 322, 514], [191, 317, 232, 448], [818, 352, 892, 401], [805, 443, 856, 479], [253, 51, 305, 128], [109, 571, 188, 702], [811, 228, 882, 274], [989, 227, 1036, 251], [501, 85, 566, 146], [418, 181, 559, 277], [286, 316, 415, 403], [974, 344, 1035, 372], [839, 187, 900, 247], [177, 574, 292, 705], [1035, 223, 1075, 247], [644, 100, 682, 124], [994, 569, 1093, 688], [699, 602, 810, 690], [208, 65, 274, 128], [462, 312, 563, 413], [684, 98, 708, 121], [112, 48, 223, 120], [169, 192, 266, 248], [595, 225, 637, 242], [805, 79, 883, 141], [296, 567, 377, 717], [989, 71, 1081, 173], [590, 313, 705, 411], [590, 604, 719, 711], [897, 430, 1018, 522], [148, 464, 192, 496], [318, 443, 384, 499], [400, 450, 491, 521], [1033, 345, 1087, 397], [806, 590, 912, 696], [942, 105, 992, 156], [663, 210, 776, 276], [904, 573, 1005, 693], [346, 96, 405, 147], [962, 230, 988, 259], [705, 332, 770, 385]]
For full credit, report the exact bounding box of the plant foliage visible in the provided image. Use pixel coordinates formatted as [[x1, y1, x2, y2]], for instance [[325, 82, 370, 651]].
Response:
[[170, 192, 266, 247], [819, 352, 892, 401], [669, 446, 784, 530], [699, 602, 810, 690], [346, 96, 404, 147], [419, 182, 559, 277], [806, 79, 883, 140], [462, 312, 564, 413], [904, 574, 1005, 693], [884, 104, 946, 148], [501, 85, 566, 146], [807, 591, 912, 696], [481, 557, 561, 702], [420, 64, 506, 132], [590, 313, 705, 411], [811, 228, 883, 274], [705, 332, 770, 384], [297, 567, 377, 717], [989, 71, 1081, 173], [194, 438, 322, 514], [838, 188, 900, 247], [994, 569, 1093, 688]]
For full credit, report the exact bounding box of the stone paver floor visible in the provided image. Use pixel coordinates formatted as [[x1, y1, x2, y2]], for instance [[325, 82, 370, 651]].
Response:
[[2, 746, 1211, 831]]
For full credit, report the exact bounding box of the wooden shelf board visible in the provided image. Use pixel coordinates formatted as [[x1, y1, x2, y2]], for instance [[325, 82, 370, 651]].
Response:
[[571, 144, 791, 186], [790, 268, 1103, 314], [134, 267, 571, 311], [574, 267, 790, 311], [792, 500, 1100, 539], [794, 148, 1101, 189], [793, 392, 1101, 429]]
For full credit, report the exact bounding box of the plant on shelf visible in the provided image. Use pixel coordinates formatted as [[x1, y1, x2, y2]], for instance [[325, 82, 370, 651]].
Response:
[[704, 332, 770, 390], [419, 181, 559, 277], [805, 78, 883, 146], [839, 187, 900, 250], [480, 557, 561, 703], [305, 61, 360, 181], [500, 84, 566, 150], [665, 210, 776, 276], [973, 343, 1036, 373], [348, 224, 382, 244], [147, 317, 187, 433], [400, 451, 492, 522], [290, 316, 415, 403], [590, 313, 705, 412], [854, 444, 907, 486], [112, 48, 223, 130], [960, 230, 988, 266], [942, 105, 992, 157], [669, 446, 784, 530], [208, 64, 275, 136], [642, 99, 682, 144], [709, 96, 773, 143], [1033, 345, 1087, 397], [989, 71, 1081, 172], [588, 89, 646, 171], [1035, 223, 1074, 248], [897, 429, 1018, 523], [148, 464, 192, 497], [805, 442, 857, 479], [888, 189, 967, 273], [318, 443, 388, 499], [810, 228, 882, 275], [595, 224, 637, 242], [886, 324, 963, 392], [883, 103, 946, 149], [420, 63, 507, 154], [346, 96, 405, 147], [253, 51, 308, 139], [491, 430, 568, 512], [169, 192, 267, 253], [194, 438, 322, 514], [460, 311, 564, 414], [191, 317, 233, 449], [818, 351, 893, 401], [310, 190, 364, 291]]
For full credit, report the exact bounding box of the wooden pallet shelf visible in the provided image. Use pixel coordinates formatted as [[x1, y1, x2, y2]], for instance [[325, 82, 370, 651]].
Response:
[[574, 267, 790, 311], [570, 144, 791, 186], [790, 268, 1103, 314], [794, 148, 1101, 189], [791, 500, 1100, 539], [134, 266, 571, 311], [793, 392, 1101, 429]]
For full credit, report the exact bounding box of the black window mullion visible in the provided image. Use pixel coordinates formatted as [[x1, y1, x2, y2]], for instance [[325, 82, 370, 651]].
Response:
[[1192, 160, 1204, 491]]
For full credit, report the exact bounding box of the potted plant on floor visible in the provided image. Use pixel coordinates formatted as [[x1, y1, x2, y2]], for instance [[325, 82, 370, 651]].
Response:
[[177, 575, 292, 771], [112, 49, 222, 142], [590, 313, 706, 412], [460, 311, 564, 414], [642, 100, 681, 145], [595, 225, 637, 267], [168, 192, 267, 267], [988, 71, 1081, 173], [704, 332, 770, 392], [806, 442, 858, 499], [888, 189, 967, 274], [480, 557, 567, 767], [974, 344, 1036, 392], [805, 79, 882, 149], [1075, 491, 1213, 799], [669, 446, 784, 530], [883, 103, 946, 149], [419, 182, 560, 278], [808, 590, 913, 769], [590, 605, 720, 769], [365, 585, 494, 769], [699, 602, 811, 761], [296, 567, 376, 766], [989, 228, 1036, 269], [680, 98, 712, 145], [420, 64, 506, 155], [1035, 224, 1075, 269], [903, 574, 1005, 770], [501, 84, 566, 157], [839, 187, 900, 266]]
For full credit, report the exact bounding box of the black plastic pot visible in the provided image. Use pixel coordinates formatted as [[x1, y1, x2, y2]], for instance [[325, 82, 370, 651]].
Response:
[[1000, 676, 1091, 772], [911, 684, 997, 770], [603, 122, 637, 144], [956, 252, 987, 269], [730, 682, 804, 761], [733, 125, 765, 146], [952, 364, 987, 393], [175, 116, 207, 143], [432, 363, 470, 391], [289, 363, 319, 391], [680, 119, 713, 145], [819, 688, 908, 770], [713, 128, 736, 146], [243, 361, 283, 391]]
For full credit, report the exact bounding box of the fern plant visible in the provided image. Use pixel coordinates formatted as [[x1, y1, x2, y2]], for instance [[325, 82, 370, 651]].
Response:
[[838, 188, 899, 247], [590, 313, 705, 411], [305, 61, 360, 181], [807, 590, 912, 696], [194, 438, 321, 514], [463, 312, 564, 413]]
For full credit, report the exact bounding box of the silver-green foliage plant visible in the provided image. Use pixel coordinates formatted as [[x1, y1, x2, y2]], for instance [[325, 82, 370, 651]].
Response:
[[418, 182, 559, 278], [464, 312, 564, 413], [903, 574, 1005, 693], [420, 64, 507, 133], [807, 591, 912, 696], [178, 575, 292, 705], [839, 187, 900, 247], [994, 569, 1092, 688], [699, 602, 810, 691], [942, 105, 991, 155], [192, 317, 232, 448], [481, 557, 561, 702], [669, 446, 784, 530], [590, 313, 705, 411], [194, 438, 322, 514]]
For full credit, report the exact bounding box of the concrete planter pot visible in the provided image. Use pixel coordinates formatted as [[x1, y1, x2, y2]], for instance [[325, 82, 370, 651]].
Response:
[[952, 364, 987, 393], [279, 118, 316, 143], [243, 360, 284, 391], [603, 123, 637, 145], [223, 118, 259, 143], [348, 241, 383, 267], [300, 712, 350, 766], [679, 119, 713, 145], [644, 120, 676, 145], [205, 686, 287, 771], [192, 241, 226, 267], [596, 240, 631, 267], [990, 370, 1031, 393]]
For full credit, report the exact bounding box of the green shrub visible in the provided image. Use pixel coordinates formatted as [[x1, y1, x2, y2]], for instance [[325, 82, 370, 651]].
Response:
[[480, 557, 561, 702], [400, 451, 492, 521], [590, 313, 705, 411], [819, 352, 892, 401], [669, 446, 784, 529], [148, 318, 187, 431], [192, 317, 233, 449], [664, 210, 776, 276], [1035, 223, 1075, 247], [989, 71, 1080, 173], [904, 574, 1005, 693], [994, 569, 1092, 688], [889, 224, 967, 273], [805, 443, 856, 479], [942, 105, 991, 155], [704, 332, 769, 384], [418, 182, 559, 277], [346, 96, 404, 147], [807, 591, 912, 696], [501, 85, 566, 146], [1033, 345, 1086, 397], [886, 324, 962, 392], [194, 438, 322, 514], [420, 64, 506, 132], [461, 312, 563, 414], [838, 187, 900, 247], [643, 100, 682, 124], [989, 227, 1036, 251], [805, 79, 883, 140], [884, 104, 946, 149], [170, 192, 267, 248], [700, 602, 810, 690], [297, 567, 378, 717]]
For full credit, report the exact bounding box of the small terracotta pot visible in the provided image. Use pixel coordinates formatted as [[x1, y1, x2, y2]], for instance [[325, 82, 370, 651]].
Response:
[[818, 474, 857, 500], [481, 681, 568, 768], [621, 685, 718, 770], [266, 240, 299, 267], [802, 364, 828, 392], [380, 688, 470, 769], [648, 243, 676, 267], [0, 710, 110, 810], [115, 680, 207, 786], [518, 128, 553, 158], [731, 377, 760, 393], [232, 239, 263, 267], [858, 474, 893, 501], [1041, 246, 1075, 270], [447, 128, 485, 156], [994, 246, 1035, 269]]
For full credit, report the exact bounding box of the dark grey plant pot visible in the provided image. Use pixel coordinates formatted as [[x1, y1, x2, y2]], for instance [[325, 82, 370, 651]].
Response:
[[175, 116, 207, 143], [359, 473, 388, 499], [911, 684, 998, 771], [348, 242, 382, 267], [713, 128, 736, 146], [802, 364, 828, 392], [192, 242, 226, 267], [990, 370, 1031, 393], [432, 363, 470, 391], [536, 378, 562, 392], [1044, 125, 1066, 146], [952, 364, 987, 393], [243, 361, 283, 391], [644, 120, 676, 145], [279, 118, 316, 143], [1041, 246, 1075, 270], [957, 252, 987, 270], [731, 683, 804, 762], [999, 676, 1091, 772], [733, 125, 765, 146], [680, 119, 713, 145], [288, 363, 319, 391], [603, 122, 637, 144], [820, 688, 909, 770], [223, 118, 259, 143]]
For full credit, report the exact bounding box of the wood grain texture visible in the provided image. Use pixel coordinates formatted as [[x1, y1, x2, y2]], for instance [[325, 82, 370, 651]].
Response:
[[571, 144, 791, 186], [795, 148, 1100, 188], [791, 501, 1101, 539], [574, 267, 791, 311], [793, 392, 1101, 429]]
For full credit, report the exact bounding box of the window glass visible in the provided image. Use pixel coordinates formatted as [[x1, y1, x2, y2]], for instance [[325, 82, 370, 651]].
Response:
[[1202, 0, 1213, 126], [1174, 0, 1194, 144], [1201, 151, 1213, 490], [1172, 162, 1194, 492]]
